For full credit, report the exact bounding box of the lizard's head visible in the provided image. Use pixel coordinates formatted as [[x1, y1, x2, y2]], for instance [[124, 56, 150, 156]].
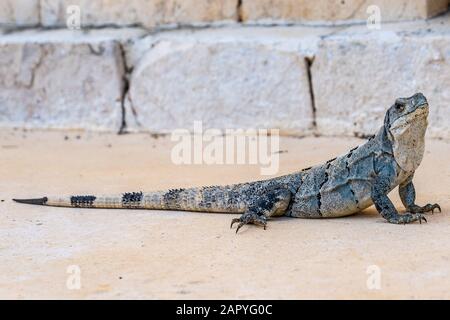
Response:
[[385, 92, 429, 132], [384, 92, 429, 173]]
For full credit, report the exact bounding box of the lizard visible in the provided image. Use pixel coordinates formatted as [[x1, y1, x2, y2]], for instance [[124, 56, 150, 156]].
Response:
[[14, 92, 441, 233]]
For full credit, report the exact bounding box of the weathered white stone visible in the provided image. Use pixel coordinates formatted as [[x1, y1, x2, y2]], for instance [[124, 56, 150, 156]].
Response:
[[126, 28, 322, 134], [0, 29, 145, 131], [241, 0, 449, 24], [158, 0, 238, 25], [312, 16, 450, 140], [0, 0, 40, 27], [41, 0, 238, 28]]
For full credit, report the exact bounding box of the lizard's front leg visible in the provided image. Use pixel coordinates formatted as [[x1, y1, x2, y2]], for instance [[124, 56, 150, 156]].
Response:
[[399, 174, 441, 214], [371, 168, 427, 224], [230, 188, 292, 233]]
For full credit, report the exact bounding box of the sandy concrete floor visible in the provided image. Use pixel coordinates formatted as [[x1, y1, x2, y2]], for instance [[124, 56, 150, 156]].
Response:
[[0, 129, 449, 299]]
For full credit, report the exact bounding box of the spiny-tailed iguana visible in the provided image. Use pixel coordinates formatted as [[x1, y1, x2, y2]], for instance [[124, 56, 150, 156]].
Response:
[[14, 93, 441, 233]]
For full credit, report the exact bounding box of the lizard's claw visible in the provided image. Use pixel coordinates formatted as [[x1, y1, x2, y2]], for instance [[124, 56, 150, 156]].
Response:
[[230, 212, 267, 234], [230, 218, 240, 229], [409, 203, 441, 214]]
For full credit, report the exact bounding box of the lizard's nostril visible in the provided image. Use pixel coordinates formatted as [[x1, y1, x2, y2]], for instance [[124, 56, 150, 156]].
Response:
[[414, 93, 427, 107]]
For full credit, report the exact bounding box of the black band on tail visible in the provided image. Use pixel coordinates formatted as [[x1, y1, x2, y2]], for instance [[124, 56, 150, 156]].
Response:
[[71, 195, 96, 207], [122, 191, 143, 208], [13, 197, 48, 205]]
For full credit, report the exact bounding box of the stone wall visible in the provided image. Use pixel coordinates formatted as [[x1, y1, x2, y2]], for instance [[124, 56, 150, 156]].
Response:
[[0, 0, 449, 139]]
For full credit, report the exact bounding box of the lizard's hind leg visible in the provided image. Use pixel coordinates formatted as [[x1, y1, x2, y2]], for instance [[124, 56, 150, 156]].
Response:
[[230, 188, 292, 233]]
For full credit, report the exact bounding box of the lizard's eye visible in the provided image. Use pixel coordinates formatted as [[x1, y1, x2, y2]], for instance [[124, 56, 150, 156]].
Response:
[[395, 102, 405, 111]]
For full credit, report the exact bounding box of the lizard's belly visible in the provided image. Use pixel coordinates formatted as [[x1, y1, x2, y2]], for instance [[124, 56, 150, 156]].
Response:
[[319, 184, 373, 218], [289, 180, 374, 218]]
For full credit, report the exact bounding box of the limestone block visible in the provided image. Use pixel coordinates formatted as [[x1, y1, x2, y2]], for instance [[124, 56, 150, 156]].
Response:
[[41, 0, 238, 28], [126, 28, 316, 134], [241, 0, 449, 23], [0, 29, 135, 130], [0, 0, 39, 27]]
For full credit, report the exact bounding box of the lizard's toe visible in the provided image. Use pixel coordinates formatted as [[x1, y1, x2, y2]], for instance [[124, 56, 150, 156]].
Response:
[[414, 213, 427, 224], [409, 203, 441, 214]]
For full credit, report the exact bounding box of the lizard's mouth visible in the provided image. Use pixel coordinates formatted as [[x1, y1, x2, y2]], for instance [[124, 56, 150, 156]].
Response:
[[416, 103, 428, 110]]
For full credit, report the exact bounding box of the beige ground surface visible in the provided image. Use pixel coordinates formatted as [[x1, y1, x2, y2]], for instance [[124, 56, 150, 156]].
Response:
[[0, 129, 449, 299]]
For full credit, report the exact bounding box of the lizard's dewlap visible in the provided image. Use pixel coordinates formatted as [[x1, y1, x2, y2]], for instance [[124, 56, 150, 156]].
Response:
[[390, 106, 428, 173]]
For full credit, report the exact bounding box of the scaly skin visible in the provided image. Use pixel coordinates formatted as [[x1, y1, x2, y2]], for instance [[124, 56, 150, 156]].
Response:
[[14, 93, 441, 233]]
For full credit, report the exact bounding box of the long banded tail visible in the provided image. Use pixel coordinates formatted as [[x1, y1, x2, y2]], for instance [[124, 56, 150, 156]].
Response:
[[13, 186, 249, 213]]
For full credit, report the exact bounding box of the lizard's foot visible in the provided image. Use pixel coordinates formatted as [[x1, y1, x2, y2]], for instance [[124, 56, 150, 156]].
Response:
[[230, 188, 292, 233], [388, 213, 427, 224], [408, 203, 441, 214], [230, 212, 267, 234]]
